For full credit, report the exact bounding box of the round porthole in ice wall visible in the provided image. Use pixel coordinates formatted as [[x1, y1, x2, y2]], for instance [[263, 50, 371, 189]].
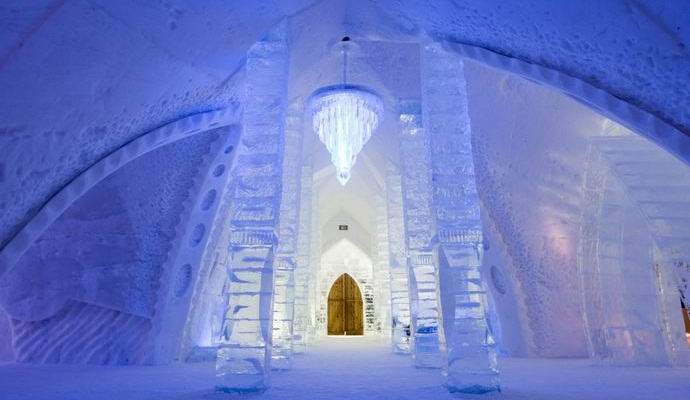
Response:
[[174, 264, 192, 297], [490, 265, 507, 295]]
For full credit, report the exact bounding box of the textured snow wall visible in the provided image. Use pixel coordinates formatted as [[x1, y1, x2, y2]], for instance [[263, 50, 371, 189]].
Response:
[[467, 60, 602, 357], [0, 127, 229, 364]]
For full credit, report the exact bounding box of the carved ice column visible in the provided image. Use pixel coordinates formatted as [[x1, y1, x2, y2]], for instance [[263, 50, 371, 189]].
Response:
[[385, 165, 411, 353], [308, 189, 321, 338], [374, 195, 392, 336], [294, 164, 313, 353], [271, 102, 304, 370], [398, 100, 443, 368], [215, 26, 289, 393], [421, 43, 500, 393]]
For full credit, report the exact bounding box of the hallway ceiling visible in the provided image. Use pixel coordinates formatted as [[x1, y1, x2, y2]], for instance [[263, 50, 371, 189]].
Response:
[[2, 0, 688, 252]]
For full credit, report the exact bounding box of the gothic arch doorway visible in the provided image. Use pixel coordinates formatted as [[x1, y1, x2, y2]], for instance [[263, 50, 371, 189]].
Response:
[[327, 273, 363, 335]]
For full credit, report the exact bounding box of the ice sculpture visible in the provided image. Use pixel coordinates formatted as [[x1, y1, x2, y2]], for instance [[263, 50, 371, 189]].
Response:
[[308, 38, 383, 186], [421, 43, 500, 393], [215, 26, 289, 393], [398, 100, 443, 368], [309, 86, 383, 185]]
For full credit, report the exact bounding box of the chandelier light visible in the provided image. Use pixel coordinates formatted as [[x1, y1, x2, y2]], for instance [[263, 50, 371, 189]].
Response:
[[308, 38, 384, 186]]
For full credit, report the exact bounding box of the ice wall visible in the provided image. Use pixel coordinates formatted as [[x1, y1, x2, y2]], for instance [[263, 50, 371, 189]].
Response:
[[0, 129, 222, 364], [466, 59, 604, 357]]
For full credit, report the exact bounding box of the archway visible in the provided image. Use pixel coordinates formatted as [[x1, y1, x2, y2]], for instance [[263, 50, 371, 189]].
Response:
[[327, 273, 364, 335]]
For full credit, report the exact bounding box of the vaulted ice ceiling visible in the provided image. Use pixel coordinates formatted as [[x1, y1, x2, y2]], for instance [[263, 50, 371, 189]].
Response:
[[2, 0, 689, 256]]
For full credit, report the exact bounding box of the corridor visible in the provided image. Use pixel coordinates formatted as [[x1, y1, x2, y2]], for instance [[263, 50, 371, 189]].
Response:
[[1, 337, 689, 400]]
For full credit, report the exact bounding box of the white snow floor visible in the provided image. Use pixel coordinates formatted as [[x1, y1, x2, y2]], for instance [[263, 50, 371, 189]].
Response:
[[1, 336, 689, 400]]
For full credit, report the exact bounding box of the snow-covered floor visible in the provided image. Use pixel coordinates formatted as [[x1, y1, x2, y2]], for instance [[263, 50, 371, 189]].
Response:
[[1, 336, 689, 400]]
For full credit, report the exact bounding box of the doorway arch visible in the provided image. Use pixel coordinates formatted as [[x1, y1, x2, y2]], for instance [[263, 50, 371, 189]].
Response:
[[328, 273, 364, 335]]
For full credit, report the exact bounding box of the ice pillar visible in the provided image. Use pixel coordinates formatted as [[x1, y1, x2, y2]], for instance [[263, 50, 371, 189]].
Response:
[[385, 165, 411, 353], [294, 164, 314, 353], [421, 43, 500, 393], [271, 102, 304, 370], [215, 25, 289, 393], [398, 100, 443, 368]]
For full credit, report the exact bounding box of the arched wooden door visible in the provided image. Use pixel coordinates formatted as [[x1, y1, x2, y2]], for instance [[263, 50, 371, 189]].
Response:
[[327, 273, 364, 335]]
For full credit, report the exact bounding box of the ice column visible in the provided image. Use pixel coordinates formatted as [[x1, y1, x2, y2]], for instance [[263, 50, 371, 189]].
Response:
[[374, 196, 392, 335], [308, 190, 321, 338], [271, 102, 304, 370], [398, 100, 443, 368], [215, 26, 289, 393], [294, 164, 313, 353], [385, 165, 411, 352], [421, 43, 500, 393]]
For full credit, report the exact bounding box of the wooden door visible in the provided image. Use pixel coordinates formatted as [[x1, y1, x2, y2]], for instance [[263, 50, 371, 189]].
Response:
[[327, 273, 363, 335]]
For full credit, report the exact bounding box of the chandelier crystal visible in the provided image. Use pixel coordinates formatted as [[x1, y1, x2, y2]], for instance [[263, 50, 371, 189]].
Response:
[[309, 84, 383, 185], [308, 37, 384, 186]]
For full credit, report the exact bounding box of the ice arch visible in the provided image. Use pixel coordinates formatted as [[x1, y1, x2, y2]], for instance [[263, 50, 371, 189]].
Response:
[[0, 108, 241, 279], [2, 1, 689, 264], [0, 109, 242, 364]]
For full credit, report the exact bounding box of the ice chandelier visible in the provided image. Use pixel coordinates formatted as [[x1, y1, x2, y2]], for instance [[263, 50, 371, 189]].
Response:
[[308, 38, 384, 185]]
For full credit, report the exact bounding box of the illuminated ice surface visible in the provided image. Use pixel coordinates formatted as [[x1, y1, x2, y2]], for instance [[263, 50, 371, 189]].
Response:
[[1, 1, 690, 400], [1, 337, 689, 400], [309, 85, 383, 185]]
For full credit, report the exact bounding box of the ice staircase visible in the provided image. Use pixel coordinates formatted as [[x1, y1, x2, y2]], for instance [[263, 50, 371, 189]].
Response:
[[595, 134, 690, 364], [595, 135, 690, 300]]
